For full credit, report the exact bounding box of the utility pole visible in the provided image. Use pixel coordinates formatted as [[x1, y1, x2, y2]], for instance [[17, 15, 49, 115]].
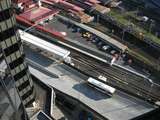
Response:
[[122, 29, 126, 42], [149, 19, 154, 33], [96, 14, 100, 23], [146, 79, 154, 101]]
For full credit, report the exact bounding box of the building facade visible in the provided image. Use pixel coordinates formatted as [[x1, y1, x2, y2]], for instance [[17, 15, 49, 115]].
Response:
[[0, 0, 35, 106], [0, 58, 29, 120]]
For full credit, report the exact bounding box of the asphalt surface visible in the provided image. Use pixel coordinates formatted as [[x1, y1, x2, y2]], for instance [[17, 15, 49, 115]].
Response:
[[24, 46, 156, 120], [44, 16, 153, 78]]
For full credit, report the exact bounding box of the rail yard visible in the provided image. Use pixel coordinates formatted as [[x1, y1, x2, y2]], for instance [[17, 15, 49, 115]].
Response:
[[12, 0, 160, 119]]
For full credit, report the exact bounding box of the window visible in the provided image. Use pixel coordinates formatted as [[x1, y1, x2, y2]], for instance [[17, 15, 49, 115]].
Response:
[[5, 38, 12, 47], [15, 66, 20, 74], [10, 52, 17, 61], [11, 36, 17, 44], [9, 56, 24, 69], [0, 26, 16, 41], [22, 87, 34, 100], [4, 42, 19, 56], [19, 63, 25, 71], [6, 55, 11, 63], [11, 69, 16, 75], [14, 67, 28, 81], [18, 80, 30, 91], [0, 41, 7, 49], [0, 8, 11, 22]]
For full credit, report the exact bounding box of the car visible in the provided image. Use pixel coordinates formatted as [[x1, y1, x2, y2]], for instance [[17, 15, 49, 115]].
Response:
[[67, 22, 73, 28], [97, 41, 104, 46], [82, 32, 92, 38], [72, 27, 78, 33], [101, 45, 111, 51], [91, 37, 100, 43], [110, 50, 117, 55], [72, 26, 80, 33], [96, 41, 105, 49]]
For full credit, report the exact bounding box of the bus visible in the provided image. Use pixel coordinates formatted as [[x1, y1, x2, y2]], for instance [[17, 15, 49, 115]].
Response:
[[87, 77, 116, 95]]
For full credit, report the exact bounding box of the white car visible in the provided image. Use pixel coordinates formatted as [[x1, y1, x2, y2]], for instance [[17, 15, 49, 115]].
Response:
[[102, 45, 111, 51]]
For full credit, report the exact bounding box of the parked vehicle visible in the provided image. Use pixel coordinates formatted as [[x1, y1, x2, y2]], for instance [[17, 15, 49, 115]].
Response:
[[110, 50, 117, 55], [96, 41, 105, 49], [91, 37, 100, 43], [102, 45, 111, 52], [82, 32, 92, 38], [87, 77, 116, 95]]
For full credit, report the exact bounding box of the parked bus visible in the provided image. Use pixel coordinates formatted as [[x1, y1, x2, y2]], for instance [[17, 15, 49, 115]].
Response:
[[87, 77, 116, 95]]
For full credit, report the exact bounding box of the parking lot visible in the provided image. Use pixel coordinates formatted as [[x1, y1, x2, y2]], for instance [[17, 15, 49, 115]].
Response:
[[42, 16, 152, 77]]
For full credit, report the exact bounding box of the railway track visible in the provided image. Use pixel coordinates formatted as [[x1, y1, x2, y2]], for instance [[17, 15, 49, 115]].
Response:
[[70, 51, 160, 103], [18, 24, 160, 104]]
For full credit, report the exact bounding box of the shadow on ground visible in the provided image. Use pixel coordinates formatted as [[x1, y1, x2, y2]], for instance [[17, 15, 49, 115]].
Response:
[[72, 83, 110, 101]]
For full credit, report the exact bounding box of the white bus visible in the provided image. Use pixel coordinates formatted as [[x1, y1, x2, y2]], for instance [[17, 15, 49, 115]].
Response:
[[87, 77, 116, 95]]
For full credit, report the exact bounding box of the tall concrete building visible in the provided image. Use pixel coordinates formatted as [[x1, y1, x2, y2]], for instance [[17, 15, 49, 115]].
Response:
[[0, 0, 35, 106], [0, 60, 29, 120]]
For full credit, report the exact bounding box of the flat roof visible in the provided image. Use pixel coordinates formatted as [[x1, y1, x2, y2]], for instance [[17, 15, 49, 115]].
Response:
[[30, 111, 53, 120], [19, 6, 59, 23], [19, 30, 70, 60], [26, 75, 54, 118], [99, 0, 113, 5], [25, 47, 156, 120]]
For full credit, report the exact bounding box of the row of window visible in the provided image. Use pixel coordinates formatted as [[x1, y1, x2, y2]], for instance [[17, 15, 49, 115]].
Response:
[[0, 34, 19, 50], [11, 63, 26, 78], [9, 54, 25, 69], [19, 84, 32, 97], [0, 8, 13, 22], [0, 26, 17, 42], [14, 66, 28, 81], [0, 0, 11, 11], [18, 78, 31, 92], [0, 15, 16, 32], [4, 42, 21, 56], [23, 90, 35, 106], [6, 50, 23, 64], [22, 86, 34, 100], [16, 74, 30, 89], [4, 42, 19, 55]]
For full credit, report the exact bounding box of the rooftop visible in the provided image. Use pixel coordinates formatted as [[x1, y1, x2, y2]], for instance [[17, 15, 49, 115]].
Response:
[[24, 45, 157, 120], [26, 75, 54, 118], [19, 6, 59, 23], [30, 110, 53, 120]]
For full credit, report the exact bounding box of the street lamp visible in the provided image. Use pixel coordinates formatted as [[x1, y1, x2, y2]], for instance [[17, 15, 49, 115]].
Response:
[[149, 19, 155, 33], [146, 79, 154, 101], [122, 25, 131, 42], [122, 29, 126, 42]]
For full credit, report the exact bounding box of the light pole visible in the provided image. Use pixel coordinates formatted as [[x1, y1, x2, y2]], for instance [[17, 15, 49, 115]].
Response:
[[149, 19, 155, 33], [147, 79, 154, 101], [122, 29, 126, 42], [96, 14, 100, 23]]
